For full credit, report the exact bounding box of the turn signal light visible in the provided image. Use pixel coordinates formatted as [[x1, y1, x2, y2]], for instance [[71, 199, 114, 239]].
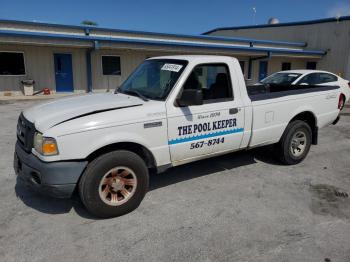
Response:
[[34, 132, 59, 156], [42, 141, 58, 155]]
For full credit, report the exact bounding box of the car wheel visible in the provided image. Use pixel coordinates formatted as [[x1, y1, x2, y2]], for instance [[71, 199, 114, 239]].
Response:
[[276, 120, 312, 165], [79, 150, 149, 218]]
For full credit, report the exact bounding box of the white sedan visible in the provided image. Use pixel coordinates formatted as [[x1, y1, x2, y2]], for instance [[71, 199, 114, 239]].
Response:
[[260, 70, 350, 109]]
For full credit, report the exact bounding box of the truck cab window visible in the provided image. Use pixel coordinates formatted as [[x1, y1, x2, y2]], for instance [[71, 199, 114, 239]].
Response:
[[183, 64, 233, 103]]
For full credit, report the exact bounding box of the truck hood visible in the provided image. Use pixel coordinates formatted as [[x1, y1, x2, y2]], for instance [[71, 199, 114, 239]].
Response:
[[23, 93, 144, 132]]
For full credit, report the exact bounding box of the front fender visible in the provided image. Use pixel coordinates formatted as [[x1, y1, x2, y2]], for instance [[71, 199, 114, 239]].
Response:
[[41, 122, 171, 167]]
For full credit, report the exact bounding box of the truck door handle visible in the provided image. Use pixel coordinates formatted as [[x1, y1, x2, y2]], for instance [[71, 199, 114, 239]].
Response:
[[229, 108, 239, 114]]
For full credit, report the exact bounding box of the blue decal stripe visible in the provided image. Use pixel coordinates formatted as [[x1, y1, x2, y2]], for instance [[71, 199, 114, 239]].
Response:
[[168, 128, 244, 145]]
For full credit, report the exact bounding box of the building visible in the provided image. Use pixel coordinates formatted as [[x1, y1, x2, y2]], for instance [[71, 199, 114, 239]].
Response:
[[0, 18, 330, 95], [204, 16, 350, 80]]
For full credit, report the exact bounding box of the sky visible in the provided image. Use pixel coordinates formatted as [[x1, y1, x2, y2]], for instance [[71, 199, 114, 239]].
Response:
[[0, 0, 350, 35]]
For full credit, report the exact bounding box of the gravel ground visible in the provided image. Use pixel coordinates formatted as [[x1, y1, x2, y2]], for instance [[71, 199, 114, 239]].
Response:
[[0, 100, 349, 262]]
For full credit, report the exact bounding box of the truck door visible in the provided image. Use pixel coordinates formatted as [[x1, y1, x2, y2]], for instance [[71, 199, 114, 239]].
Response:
[[166, 63, 245, 163]]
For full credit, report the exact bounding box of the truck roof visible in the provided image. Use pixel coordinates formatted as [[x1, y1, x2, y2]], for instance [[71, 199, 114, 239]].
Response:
[[147, 55, 238, 63]]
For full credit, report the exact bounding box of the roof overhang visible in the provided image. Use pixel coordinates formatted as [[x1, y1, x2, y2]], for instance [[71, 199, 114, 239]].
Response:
[[203, 15, 350, 34], [0, 18, 307, 48], [0, 29, 326, 59]]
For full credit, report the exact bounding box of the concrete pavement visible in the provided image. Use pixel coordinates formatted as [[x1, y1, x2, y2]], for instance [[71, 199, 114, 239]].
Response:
[[0, 100, 349, 262]]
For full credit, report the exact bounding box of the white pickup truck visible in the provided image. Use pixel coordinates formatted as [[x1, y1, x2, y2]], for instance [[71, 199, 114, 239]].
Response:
[[14, 55, 341, 218]]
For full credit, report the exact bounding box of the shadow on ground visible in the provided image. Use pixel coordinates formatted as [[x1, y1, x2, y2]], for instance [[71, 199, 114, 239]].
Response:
[[15, 145, 278, 219]]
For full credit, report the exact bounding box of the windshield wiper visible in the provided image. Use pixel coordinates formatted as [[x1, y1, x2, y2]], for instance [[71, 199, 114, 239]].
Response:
[[120, 90, 149, 101]]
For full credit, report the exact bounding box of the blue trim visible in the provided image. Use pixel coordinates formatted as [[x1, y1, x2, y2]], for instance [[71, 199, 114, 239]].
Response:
[[0, 29, 326, 56], [168, 128, 244, 145], [0, 18, 306, 47], [203, 15, 350, 34]]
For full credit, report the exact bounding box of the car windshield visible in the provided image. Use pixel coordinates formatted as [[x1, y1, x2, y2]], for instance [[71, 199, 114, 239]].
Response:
[[261, 72, 302, 85], [117, 59, 188, 100]]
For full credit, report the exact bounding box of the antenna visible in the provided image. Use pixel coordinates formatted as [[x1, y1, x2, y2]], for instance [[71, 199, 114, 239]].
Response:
[[252, 7, 257, 25]]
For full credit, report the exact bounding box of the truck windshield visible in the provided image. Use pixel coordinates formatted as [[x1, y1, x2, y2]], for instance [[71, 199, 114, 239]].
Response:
[[117, 59, 188, 100], [261, 72, 302, 85]]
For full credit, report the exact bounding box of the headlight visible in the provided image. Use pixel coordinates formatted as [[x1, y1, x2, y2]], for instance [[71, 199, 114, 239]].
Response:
[[34, 132, 59, 156]]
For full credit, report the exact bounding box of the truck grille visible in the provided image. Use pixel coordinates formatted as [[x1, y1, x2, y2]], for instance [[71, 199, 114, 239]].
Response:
[[17, 113, 36, 153]]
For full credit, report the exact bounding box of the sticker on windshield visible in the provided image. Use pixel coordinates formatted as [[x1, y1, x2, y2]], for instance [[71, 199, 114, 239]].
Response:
[[161, 64, 183, 72], [288, 74, 299, 77]]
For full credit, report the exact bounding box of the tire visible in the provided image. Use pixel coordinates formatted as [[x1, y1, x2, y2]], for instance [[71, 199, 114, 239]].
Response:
[[79, 150, 149, 218], [275, 120, 312, 165]]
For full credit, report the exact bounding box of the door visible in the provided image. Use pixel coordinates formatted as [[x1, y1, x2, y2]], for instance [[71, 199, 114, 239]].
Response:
[[166, 63, 245, 163], [259, 61, 268, 81], [54, 54, 74, 92]]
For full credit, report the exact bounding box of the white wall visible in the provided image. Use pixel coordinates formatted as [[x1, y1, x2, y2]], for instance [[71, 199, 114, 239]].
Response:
[[0, 44, 318, 93], [0, 44, 87, 93]]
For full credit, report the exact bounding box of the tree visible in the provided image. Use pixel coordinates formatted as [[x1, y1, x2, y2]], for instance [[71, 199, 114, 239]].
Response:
[[81, 20, 98, 26]]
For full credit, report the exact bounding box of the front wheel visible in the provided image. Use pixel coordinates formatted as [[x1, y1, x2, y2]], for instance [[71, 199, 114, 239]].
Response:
[[276, 120, 312, 165], [79, 150, 149, 218]]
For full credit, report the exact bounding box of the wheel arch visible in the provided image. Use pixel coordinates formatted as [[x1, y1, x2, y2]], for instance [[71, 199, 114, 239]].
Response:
[[86, 142, 157, 170], [340, 93, 346, 109], [289, 111, 318, 145]]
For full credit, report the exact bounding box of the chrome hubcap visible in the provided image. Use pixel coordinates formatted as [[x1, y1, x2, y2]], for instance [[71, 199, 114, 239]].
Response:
[[290, 131, 307, 157], [98, 167, 137, 206]]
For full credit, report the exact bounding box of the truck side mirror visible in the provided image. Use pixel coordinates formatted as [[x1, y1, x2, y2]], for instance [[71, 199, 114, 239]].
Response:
[[177, 89, 203, 107]]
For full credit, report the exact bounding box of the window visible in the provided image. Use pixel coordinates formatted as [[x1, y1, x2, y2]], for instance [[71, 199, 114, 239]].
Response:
[[297, 73, 319, 85], [239, 61, 245, 75], [281, 62, 291, 71], [118, 59, 188, 100], [297, 73, 338, 85], [261, 72, 302, 85], [183, 64, 233, 103], [102, 56, 121, 75], [306, 62, 317, 70], [0, 52, 25, 75], [319, 73, 337, 83]]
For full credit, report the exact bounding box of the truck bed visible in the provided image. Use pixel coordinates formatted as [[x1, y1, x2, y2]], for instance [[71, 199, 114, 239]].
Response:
[[245, 83, 340, 148], [247, 84, 339, 101]]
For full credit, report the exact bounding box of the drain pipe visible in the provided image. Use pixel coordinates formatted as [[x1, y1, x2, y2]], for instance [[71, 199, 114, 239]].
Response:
[[86, 40, 100, 93], [86, 49, 93, 93], [247, 51, 272, 80]]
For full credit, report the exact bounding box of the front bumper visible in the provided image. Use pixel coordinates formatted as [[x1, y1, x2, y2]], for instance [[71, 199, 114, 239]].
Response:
[[14, 142, 88, 198]]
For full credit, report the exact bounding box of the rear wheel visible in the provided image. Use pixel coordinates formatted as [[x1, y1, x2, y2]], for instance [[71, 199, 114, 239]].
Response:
[[79, 150, 149, 218], [276, 120, 312, 165]]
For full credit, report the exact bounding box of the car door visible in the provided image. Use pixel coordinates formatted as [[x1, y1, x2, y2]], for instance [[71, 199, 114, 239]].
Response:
[[166, 63, 245, 163]]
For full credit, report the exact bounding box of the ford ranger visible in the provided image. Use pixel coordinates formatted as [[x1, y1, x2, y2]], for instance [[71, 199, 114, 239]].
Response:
[[14, 55, 341, 218]]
